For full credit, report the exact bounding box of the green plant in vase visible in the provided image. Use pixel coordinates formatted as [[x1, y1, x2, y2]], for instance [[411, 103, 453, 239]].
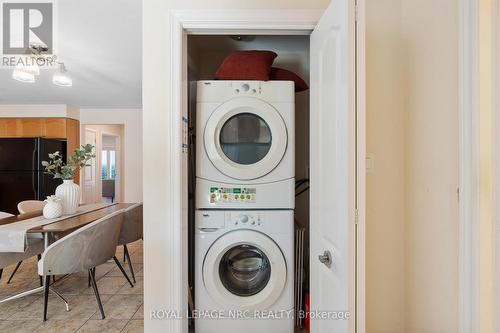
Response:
[[42, 144, 95, 215], [42, 144, 95, 180]]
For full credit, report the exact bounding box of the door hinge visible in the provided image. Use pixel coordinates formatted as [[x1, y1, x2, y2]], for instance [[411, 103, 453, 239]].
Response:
[[457, 187, 460, 202], [355, 208, 359, 225]]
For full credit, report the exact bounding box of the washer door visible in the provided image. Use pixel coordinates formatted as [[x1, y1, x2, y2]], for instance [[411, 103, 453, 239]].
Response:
[[203, 230, 287, 310], [204, 97, 288, 180]]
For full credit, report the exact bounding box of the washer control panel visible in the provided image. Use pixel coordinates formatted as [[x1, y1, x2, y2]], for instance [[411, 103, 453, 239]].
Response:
[[226, 212, 263, 228]]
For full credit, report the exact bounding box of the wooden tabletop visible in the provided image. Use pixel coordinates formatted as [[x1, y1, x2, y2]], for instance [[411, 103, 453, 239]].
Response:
[[0, 203, 134, 233], [0, 210, 43, 226]]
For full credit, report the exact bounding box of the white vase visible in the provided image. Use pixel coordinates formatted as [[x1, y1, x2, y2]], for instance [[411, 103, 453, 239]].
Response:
[[43, 196, 63, 219], [55, 179, 80, 215]]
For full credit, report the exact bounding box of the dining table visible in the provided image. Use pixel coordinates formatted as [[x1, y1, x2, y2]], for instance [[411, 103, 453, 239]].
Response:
[[0, 202, 134, 308]]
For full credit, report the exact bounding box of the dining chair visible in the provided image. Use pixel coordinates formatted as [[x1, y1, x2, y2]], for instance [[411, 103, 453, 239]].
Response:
[[0, 237, 44, 286], [0, 211, 43, 286], [17, 200, 45, 214], [117, 203, 143, 284], [3, 202, 46, 284], [38, 209, 132, 321]]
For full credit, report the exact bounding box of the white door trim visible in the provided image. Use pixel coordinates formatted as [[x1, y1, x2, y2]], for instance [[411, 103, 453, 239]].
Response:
[[458, 0, 480, 332], [355, 0, 366, 331], [159, 8, 366, 333]]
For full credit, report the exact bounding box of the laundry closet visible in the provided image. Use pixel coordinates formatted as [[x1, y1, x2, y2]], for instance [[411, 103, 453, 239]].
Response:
[[186, 35, 312, 332]]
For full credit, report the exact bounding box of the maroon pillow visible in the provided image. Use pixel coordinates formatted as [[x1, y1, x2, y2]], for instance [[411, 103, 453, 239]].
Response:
[[214, 50, 277, 80], [269, 67, 309, 92]]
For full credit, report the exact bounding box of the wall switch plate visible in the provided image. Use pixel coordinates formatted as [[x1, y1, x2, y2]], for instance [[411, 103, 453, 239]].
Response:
[[366, 153, 375, 174]]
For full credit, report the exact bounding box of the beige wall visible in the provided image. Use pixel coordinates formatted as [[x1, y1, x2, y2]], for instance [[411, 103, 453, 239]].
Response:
[[367, 0, 459, 332], [365, 0, 406, 331], [480, 0, 495, 332], [401, 0, 459, 332]]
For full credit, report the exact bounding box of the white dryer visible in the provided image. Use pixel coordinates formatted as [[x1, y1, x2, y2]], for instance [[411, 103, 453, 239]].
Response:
[[196, 80, 295, 209], [195, 209, 294, 333]]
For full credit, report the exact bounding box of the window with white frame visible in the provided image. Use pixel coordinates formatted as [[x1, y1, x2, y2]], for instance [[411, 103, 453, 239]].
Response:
[[101, 150, 116, 180]]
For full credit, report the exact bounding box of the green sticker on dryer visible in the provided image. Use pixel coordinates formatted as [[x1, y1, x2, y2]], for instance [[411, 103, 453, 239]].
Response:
[[209, 187, 256, 203]]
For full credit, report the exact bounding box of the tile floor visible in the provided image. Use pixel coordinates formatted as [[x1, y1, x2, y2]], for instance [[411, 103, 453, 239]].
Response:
[[0, 240, 143, 333]]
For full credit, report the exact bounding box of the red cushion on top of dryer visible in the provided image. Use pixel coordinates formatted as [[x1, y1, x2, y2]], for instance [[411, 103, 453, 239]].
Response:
[[214, 50, 277, 81], [269, 67, 309, 92]]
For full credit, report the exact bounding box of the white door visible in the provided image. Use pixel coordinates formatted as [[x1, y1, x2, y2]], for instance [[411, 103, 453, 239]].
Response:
[[82, 128, 97, 204], [310, 0, 357, 332]]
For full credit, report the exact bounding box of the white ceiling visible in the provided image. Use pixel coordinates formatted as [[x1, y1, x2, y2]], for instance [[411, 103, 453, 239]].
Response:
[[0, 0, 142, 108]]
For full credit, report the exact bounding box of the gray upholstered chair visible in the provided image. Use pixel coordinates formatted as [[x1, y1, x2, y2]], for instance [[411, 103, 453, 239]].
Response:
[[0, 238, 44, 286], [38, 209, 132, 321], [2, 202, 45, 284], [117, 203, 143, 283]]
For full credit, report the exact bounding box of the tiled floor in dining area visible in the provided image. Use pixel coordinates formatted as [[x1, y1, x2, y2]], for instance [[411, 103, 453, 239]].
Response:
[[0, 240, 143, 333]]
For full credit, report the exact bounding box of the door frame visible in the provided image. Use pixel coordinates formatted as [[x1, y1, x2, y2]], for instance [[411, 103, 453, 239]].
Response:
[[100, 131, 122, 203], [458, 0, 480, 332], [82, 126, 98, 204], [160, 6, 366, 333]]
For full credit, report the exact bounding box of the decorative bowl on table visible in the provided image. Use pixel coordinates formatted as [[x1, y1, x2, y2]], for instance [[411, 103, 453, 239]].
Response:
[[43, 195, 63, 219]]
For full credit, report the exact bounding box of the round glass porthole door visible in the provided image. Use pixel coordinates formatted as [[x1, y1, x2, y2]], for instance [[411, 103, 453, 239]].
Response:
[[203, 230, 287, 310], [219, 113, 272, 165], [204, 98, 288, 180], [219, 244, 271, 296]]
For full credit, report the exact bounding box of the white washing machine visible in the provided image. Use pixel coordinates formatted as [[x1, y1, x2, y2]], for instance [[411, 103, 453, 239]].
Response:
[[196, 80, 295, 209], [195, 209, 294, 333]]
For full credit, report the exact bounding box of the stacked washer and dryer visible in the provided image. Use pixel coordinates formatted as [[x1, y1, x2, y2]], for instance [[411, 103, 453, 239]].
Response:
[[195, 80, 295, 332]]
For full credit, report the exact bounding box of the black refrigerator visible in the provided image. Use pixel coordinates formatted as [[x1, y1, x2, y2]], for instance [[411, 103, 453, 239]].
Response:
[[0, 138, 67, 214]]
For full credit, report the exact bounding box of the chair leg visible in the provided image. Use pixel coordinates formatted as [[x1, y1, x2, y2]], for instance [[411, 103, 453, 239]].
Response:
[[124, 245, 136, 284], [89, 268, 105, 319], [43, 275, 50, 321], [7, 261, 22, 284], [88, 267, 96, 288], [37, 255, 43, 287], [112, 256, 133, 287], [123, 244, 127, 263], [0, 268, 3, 281]]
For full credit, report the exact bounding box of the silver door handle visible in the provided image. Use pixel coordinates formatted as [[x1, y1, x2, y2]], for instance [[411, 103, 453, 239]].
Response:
[[318, 250, 333, 268]]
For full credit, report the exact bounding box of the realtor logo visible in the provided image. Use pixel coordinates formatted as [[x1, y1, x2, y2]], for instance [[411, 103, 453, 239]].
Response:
[[2, 2, 53, 54]]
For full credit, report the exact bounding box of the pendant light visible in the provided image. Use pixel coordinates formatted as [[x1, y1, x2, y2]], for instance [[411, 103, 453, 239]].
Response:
[[12, 68, 36, 83], [52, 63, 72, 87], [12, 57, 40, 83]]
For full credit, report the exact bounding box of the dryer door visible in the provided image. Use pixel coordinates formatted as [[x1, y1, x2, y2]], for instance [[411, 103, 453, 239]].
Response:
[[204, 97, 288, 180], [203, 229, 287, 310]]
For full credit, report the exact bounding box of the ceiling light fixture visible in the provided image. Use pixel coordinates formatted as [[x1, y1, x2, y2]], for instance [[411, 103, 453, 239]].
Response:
[[12, 67, 36, 83], [52, 63, 73, 87], [12, 54, 40, 83]]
